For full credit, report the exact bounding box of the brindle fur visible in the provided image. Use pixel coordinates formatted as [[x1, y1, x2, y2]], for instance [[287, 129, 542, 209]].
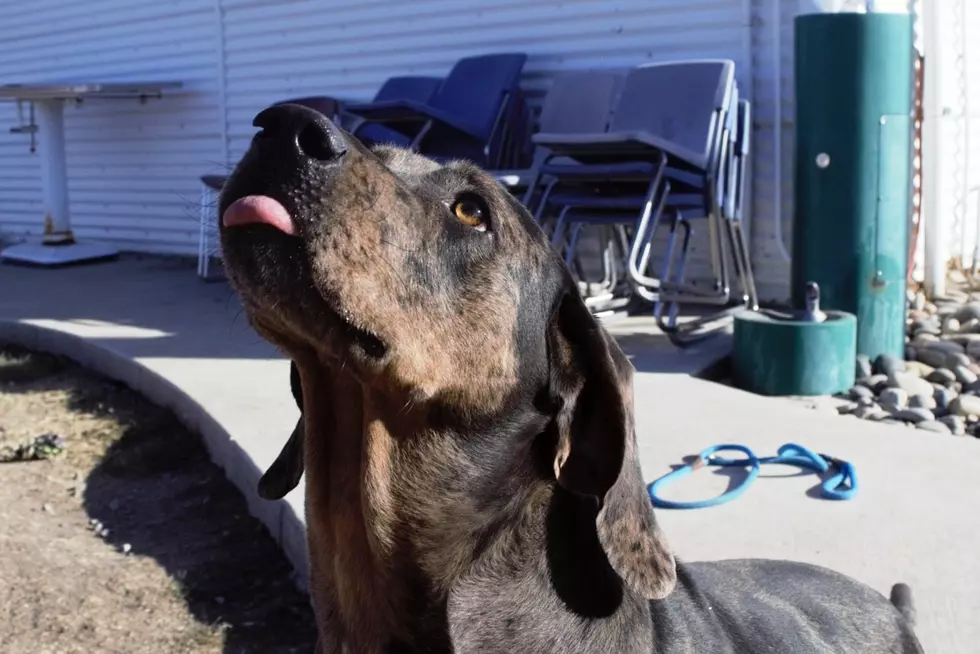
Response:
[[219, 104, 923, 653]]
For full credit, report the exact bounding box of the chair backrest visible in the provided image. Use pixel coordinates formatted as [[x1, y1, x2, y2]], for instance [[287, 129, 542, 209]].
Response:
[[428, 53, 528, 139], [537, 70, 625, 135], [611, 59, 735, 163], [373, 75, 442, 103]]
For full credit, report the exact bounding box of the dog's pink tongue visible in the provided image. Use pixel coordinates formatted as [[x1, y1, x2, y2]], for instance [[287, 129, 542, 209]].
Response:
[[222, 195, 296, 235]]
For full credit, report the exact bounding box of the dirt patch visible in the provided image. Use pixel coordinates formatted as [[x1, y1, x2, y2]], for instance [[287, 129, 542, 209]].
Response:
[[0, 344, 317, 653]]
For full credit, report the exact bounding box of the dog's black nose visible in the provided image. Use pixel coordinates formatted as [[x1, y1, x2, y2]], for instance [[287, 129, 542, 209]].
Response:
[[252, 103, 347, 162]]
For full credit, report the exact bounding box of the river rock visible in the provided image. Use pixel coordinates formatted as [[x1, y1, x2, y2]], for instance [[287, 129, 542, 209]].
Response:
[[955, 301, 980, 323], [954, 365, 979, 386], [949, 394, 980, 418], [887, 372, 935, 398], [855, 354, 872, 381], [904, 361, 934, 378], [916, 420, 952, 434], [942, 316, 962, 334], [892, 407, 934, 424], [908, 393, 937, 410], [913, 332, 940, 346], [961, 318, 980, 334], [848, 385, 876, 402], [923, 340, 966, 355], [939, 414, 967, 436], [878, 387, 908, 409], [968, 340, 980, 360], [873, 353, 904, 377], [947, 352, 973, 370], [926, 368, 957, 387], [911, 321, 942, 338], [916, 347, 949, 369], [934, 386, 956, 411], [860, 374, 890, 393]]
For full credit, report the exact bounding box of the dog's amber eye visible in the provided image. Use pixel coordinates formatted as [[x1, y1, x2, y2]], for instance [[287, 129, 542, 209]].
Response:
[[452, 198, 487, 231]]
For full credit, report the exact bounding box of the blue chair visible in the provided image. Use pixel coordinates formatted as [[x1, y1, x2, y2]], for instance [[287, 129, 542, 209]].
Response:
[[343, 53, 528, 167], [344, 76, 443, 146]]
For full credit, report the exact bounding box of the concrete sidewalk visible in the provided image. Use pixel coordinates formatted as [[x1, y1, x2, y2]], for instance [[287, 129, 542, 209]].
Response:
[[1, 255, 977, 653]]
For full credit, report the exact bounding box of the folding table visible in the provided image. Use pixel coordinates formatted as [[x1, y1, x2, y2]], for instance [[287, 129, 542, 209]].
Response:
[[0, 81, 182, 266]]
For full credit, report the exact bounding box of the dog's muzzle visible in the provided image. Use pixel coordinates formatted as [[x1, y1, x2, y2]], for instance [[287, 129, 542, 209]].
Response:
[[221, 103, 348, 236]]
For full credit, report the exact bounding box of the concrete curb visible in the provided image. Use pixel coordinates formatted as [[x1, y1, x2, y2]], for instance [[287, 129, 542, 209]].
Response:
[[0, 320, 310, 590]]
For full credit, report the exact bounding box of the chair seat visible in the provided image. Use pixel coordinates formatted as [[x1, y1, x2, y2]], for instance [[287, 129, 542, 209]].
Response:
[[540, 161, 658, 179], [534, 130, 708, 170], [343, 99, 485, 141], [548, 191, 709, 216]]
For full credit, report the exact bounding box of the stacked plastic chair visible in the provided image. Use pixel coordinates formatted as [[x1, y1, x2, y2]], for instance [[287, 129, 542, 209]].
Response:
[[342, 53, 528, 168], [518, 60, 758, 345]]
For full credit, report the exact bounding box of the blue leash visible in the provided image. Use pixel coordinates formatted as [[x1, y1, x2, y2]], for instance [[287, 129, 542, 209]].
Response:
[[647, 443, 858, 510]]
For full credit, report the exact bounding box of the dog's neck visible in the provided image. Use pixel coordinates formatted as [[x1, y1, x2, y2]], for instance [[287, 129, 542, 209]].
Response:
[[298, 361, 651, 653]]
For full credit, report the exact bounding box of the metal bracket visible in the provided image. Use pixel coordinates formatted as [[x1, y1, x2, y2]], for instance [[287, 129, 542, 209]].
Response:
[[8, 100, 38, 152]]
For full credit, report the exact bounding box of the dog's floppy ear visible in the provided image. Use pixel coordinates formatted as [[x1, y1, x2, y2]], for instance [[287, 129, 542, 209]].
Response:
[[257, 361, 306, 500], [547, 288, 676, 600]]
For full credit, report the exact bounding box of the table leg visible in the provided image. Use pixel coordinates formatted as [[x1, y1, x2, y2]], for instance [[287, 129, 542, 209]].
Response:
[[35, 100, 73, 245]]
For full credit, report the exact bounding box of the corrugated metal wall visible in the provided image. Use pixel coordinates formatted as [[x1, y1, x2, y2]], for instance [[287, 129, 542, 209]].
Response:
[[746, 0, 795, 303], [0, 0, 222, 254]]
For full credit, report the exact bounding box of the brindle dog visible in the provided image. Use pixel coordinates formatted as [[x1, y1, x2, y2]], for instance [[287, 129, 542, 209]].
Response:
[[218, 103, 924, 654]]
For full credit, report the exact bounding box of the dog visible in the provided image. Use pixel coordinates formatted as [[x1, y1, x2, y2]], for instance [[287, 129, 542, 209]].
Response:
[[218, 102, 924, 653]]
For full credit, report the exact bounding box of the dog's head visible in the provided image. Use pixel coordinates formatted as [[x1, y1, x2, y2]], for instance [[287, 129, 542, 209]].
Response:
[[219, 103, 675, 602]]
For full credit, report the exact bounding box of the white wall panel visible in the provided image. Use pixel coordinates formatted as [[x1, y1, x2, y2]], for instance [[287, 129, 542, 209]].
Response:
[[0, 0, 222, 254]]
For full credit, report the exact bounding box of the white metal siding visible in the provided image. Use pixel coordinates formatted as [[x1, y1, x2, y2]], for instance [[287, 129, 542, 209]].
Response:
[[218, 0, 752, 287], [747, 0, 796, 303], [0, 0, 222, 254], [938, 0, 980, 268]]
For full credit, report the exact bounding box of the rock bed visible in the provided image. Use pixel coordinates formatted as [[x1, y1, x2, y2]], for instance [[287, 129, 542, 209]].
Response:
[[839, 289, 980, 437]]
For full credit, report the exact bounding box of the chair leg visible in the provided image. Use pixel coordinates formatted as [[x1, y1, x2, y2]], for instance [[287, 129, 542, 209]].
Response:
[[533, 179, 559, 227], [550, 205, 573, 250], [654, 212, 691, 328], [565, 222, 585, 268], [627, 179, 670, 291], [730, 220, 759, 310], [198, 184, 212, 280]]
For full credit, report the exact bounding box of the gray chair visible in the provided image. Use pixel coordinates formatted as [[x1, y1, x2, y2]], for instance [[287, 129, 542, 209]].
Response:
[[525, 60, 754, 341], [491, 70, 626, 206]]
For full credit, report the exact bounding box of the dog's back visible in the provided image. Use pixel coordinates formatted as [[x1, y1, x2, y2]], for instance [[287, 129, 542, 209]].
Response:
[[650, 560, 923, 654]]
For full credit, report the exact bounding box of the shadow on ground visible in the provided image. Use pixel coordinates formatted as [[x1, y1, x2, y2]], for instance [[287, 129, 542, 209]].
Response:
[[0, 344, 317, 654]]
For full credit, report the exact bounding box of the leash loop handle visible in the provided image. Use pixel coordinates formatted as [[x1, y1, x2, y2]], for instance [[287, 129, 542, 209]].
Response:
[[647, 442, 857, 509]]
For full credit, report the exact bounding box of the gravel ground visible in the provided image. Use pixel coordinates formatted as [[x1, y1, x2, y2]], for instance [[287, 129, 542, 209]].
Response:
[[0, 343, 317, 654], [835, 284, 980, 438]]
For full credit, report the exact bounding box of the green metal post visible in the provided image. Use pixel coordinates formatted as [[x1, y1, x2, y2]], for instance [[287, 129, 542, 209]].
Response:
[[791, 12, 913, 362]]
